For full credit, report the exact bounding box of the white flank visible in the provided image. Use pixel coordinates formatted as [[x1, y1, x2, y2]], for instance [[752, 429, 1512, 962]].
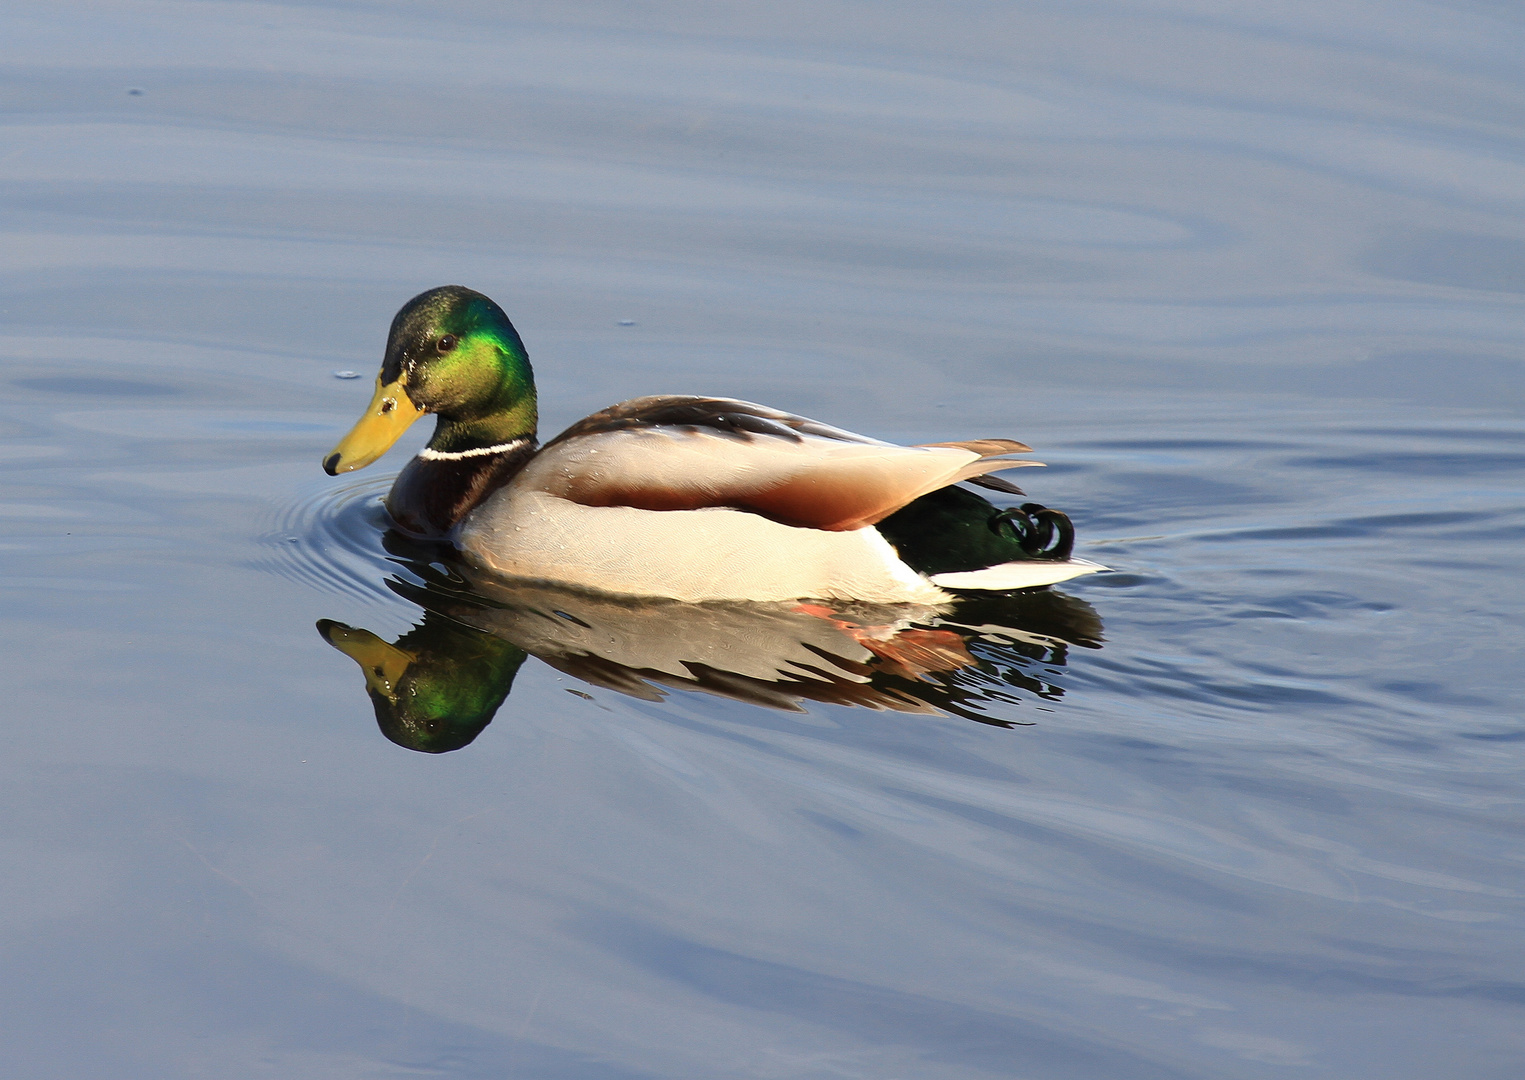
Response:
[[929, 558, 1109, 591], [458, 491, 951, 604]]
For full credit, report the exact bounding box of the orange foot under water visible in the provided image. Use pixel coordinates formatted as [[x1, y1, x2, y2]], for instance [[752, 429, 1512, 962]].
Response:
[[791, 603, 977, 681]]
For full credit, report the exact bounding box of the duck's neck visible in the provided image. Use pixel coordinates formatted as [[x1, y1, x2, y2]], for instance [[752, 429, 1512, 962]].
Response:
[[426, 399, 538, 455], [386, 438, 538, 538]]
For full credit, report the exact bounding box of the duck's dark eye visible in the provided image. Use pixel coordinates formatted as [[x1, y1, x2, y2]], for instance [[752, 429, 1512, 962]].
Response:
[[437, 334, 458, 353]]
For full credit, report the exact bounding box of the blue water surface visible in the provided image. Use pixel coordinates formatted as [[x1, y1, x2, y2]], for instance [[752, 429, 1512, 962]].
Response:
[[2, 2, 1523, 1077]]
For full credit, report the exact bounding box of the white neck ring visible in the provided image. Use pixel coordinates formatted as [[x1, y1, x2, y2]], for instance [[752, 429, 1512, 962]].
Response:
[[417, 437, 531, 462]]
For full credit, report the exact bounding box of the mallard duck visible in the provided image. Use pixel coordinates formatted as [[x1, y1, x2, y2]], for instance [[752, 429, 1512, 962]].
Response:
[[323, 286, 1105, 603]]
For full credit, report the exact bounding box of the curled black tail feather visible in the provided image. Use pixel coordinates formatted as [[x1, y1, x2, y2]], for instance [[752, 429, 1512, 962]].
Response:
[[989, 503, 1075, 560]]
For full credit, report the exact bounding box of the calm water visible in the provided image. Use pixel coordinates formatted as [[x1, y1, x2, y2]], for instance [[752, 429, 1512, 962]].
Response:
[[4, 2, 1524, 1077]]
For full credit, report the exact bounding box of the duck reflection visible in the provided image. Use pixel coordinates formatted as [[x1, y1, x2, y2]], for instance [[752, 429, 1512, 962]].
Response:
[[318, 533, 1103, 753]]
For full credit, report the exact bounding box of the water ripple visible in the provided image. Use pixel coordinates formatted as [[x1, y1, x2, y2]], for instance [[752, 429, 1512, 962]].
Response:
[[249, 474, 396, 604]]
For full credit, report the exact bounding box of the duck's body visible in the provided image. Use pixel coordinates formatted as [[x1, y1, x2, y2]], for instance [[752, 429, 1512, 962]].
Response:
[[324, 287, 1104, 603]]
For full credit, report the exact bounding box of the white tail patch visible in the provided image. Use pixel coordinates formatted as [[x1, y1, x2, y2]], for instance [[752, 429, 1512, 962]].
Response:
[[929, 558, 1108, 592]]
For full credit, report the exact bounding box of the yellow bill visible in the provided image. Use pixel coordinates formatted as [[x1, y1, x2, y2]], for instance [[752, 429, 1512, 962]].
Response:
[[323, 376, 426, 474]]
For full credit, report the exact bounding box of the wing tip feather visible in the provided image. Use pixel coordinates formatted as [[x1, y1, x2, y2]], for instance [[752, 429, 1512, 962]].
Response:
[[918, 438, 1034, 456]]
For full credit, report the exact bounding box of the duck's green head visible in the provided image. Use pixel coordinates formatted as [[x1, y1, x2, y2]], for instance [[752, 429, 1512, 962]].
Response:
[[323, 286, 536, 475]]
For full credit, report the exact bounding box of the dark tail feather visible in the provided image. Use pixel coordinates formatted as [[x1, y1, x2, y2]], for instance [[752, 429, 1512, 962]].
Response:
[[968, 474, 1026, 496]]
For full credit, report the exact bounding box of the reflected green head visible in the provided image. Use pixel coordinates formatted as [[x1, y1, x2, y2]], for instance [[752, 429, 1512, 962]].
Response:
[[318, 616, 527, 754]]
